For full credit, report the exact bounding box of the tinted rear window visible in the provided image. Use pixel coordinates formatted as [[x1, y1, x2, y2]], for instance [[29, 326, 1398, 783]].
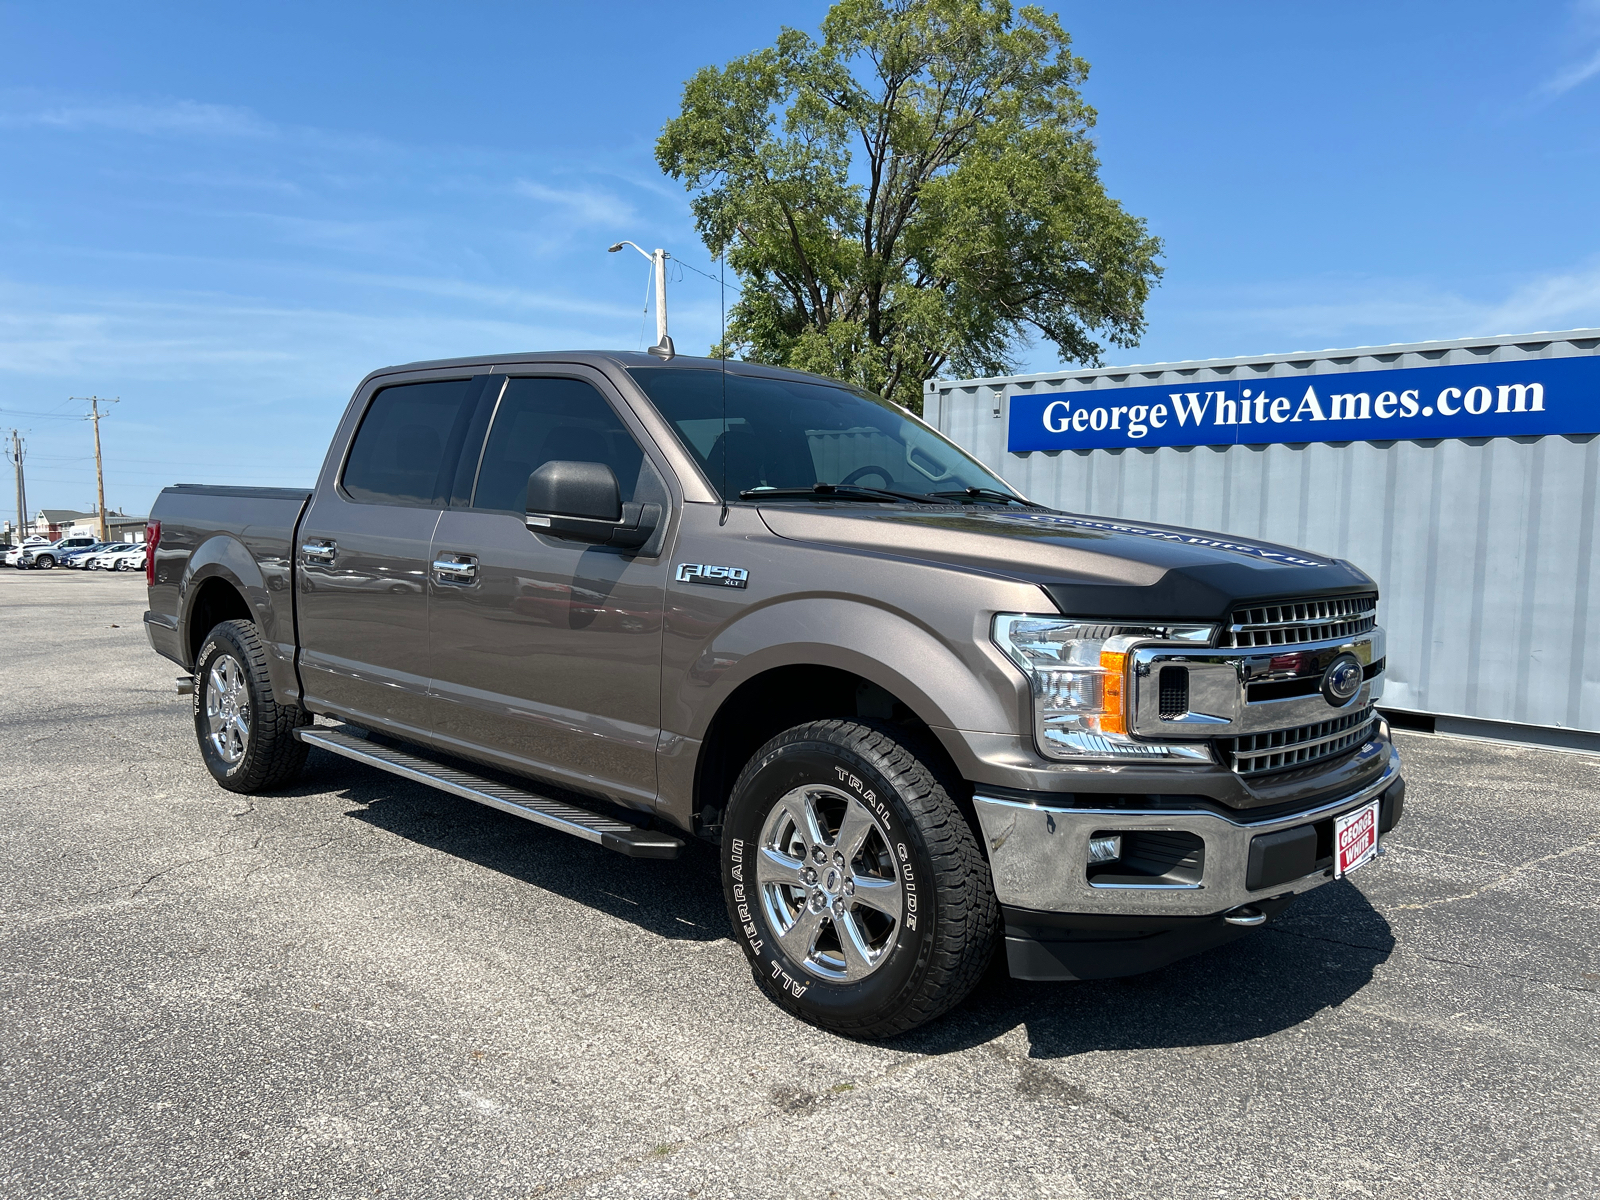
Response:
[[343, 380, 476, 506], [473, 377, 646, 511]]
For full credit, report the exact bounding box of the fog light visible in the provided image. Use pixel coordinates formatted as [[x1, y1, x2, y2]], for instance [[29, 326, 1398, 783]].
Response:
[[1088, 834, 1122, 865]]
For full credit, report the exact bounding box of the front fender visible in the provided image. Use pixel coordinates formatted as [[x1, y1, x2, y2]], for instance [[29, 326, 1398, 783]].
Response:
[[673, 595, 1032, 746], [182, 533, 299, 702]]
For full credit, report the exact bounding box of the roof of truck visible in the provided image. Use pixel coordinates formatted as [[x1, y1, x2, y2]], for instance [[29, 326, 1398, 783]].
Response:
[[360, 350, 848, 389]]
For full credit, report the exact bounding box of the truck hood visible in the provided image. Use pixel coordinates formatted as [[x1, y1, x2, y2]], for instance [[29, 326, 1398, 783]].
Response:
[[756, 504, 1374, 620]]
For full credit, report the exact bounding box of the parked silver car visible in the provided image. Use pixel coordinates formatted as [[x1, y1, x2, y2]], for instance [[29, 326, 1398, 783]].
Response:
[[62, 542, 120, 568], [10, 535, 100, 569]]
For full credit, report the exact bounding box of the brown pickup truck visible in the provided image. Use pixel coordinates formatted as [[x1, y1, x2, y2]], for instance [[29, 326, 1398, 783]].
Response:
[[144, 350, 1403, 1037]]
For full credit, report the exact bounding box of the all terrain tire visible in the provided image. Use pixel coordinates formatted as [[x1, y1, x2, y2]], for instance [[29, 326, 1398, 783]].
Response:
[[194, 619, 311, 793], [721, 719, 997, 1038]]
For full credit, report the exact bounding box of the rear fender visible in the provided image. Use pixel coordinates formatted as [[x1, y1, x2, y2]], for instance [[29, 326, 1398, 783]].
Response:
[[182, 534, 300, 703]]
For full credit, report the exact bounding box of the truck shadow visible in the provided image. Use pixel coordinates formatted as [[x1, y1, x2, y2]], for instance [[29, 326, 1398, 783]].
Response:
[[316, 750, 731, 945], [898, 880, 1396, 1060], [316, 749, 1395, 1057]]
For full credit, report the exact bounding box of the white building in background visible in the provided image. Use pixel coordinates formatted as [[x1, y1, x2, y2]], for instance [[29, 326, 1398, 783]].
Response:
[[30, 509, 96, 538], [65, 512, 147, 542]]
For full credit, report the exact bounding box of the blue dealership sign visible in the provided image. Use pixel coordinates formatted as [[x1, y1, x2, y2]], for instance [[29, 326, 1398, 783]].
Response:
[[1007, 355, 1600, 452]]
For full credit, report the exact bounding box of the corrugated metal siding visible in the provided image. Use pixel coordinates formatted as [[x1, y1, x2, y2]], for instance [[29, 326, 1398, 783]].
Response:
[[928, 330, 1600, 733], [807, 429, 902, 483]]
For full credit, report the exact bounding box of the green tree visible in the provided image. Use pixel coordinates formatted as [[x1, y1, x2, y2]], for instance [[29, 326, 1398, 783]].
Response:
[[656, 0, 1162, 411]]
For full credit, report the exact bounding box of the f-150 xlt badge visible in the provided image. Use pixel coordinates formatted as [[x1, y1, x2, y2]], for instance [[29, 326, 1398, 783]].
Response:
[[676, 563, 749, 589]]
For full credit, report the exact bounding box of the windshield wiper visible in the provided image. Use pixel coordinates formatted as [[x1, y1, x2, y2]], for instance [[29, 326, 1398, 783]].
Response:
[[924, 487, 1044, 508], [739, 483, 938, 505]]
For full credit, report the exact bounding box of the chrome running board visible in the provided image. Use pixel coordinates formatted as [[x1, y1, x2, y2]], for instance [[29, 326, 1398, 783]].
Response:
[[295, 725, 683, 859]]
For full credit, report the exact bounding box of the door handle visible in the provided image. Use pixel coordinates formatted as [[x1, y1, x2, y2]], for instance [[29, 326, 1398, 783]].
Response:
[[302, 540, 337, 565], [433, 554, 478, 584]]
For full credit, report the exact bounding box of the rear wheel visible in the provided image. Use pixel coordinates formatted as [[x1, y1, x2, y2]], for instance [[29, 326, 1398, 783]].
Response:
[[721, 719, 997, 1038], [35, 554, 55, 570], [193, 619, 311, 793]]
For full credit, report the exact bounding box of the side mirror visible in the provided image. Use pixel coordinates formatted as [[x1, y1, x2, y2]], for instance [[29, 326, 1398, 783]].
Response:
[[525, 460, 661, 550]]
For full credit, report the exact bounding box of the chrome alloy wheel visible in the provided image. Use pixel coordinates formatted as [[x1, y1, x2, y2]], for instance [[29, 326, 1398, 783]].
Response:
[[757, 784, 904, 982], [205, 653, 251, 765]]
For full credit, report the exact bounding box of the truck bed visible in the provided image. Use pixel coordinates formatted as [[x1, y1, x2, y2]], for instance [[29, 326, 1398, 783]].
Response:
[[144, 484, 313, 702]]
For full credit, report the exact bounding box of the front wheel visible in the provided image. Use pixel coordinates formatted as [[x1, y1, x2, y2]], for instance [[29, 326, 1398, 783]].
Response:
[[193, 619, 311, 793], [722, 719, 997, 1038]]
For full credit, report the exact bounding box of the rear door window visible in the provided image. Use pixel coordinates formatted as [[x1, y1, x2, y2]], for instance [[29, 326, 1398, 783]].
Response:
[[473, 376, 646, 512], [343, 379, 478, 506]]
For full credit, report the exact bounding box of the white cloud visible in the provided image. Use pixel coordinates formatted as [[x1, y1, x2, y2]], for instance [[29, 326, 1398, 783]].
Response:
[[0, 287, 634, 386], [1480, 258, 1600, 333], [1538, 44, 1600, 97], [0, 98, 274, 138], [513, 180, 636, 227], [1532, 0, 1600, 99], [1080, 259, 1600, 370], [0, 280, 654, 512]]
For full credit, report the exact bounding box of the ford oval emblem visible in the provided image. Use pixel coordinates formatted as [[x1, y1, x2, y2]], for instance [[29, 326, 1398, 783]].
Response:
[[1321, 652, 1364, 707]]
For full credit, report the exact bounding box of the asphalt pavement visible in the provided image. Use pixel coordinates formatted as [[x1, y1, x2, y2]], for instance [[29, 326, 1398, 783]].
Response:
[[1, 568, 1596, 1199]]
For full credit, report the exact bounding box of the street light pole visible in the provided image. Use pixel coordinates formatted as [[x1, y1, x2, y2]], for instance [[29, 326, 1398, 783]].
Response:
[[74, 396, 119, 541], [608, 241, 674, 358]]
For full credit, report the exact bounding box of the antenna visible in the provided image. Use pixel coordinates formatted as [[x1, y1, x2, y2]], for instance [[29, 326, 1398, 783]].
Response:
[[720, 247, 728, 518]]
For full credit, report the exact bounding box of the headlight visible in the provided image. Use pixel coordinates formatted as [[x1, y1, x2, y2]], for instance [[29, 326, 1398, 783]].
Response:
[[993, 615, 1217, 762]]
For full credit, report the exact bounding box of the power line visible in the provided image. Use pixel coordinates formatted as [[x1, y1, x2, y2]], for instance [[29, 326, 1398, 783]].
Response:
[[674, 257, 727, 285]]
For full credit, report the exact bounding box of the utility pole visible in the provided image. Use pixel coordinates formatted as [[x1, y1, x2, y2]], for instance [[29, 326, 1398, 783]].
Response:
[[607, 241, 674, 358], [6, 430, 24, 544], [74, 396, 119, 541]]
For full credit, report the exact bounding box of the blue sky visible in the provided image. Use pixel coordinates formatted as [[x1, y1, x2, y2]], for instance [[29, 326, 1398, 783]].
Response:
[[2, 0, 1598, 516]]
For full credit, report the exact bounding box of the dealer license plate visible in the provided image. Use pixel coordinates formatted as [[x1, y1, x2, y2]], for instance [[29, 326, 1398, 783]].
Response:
[[1333, 800, 1380, 878]]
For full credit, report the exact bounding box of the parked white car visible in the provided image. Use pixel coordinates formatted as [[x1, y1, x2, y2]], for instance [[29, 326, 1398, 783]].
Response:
[[9, 535, 100, 569], [4, 538, 49, 568], [103, 546, 146, 573]]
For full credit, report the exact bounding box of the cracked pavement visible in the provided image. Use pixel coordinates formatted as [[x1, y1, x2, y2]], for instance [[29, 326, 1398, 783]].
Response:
[[1, 569, 1597, 1199]]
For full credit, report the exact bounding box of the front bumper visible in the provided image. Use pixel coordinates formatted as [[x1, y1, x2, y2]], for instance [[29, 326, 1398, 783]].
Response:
[[973, 744, 1402, 918]]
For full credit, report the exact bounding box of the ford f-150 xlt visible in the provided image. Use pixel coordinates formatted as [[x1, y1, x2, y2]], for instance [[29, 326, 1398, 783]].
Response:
[[144, 351, 1403, 1037]]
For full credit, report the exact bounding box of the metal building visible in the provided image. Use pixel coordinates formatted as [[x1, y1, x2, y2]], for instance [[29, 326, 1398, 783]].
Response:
[[925, 328, 1600, 748]]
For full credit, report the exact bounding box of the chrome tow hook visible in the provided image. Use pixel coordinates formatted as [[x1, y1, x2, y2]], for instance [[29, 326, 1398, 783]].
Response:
[[1223, 905, 1267, 927]]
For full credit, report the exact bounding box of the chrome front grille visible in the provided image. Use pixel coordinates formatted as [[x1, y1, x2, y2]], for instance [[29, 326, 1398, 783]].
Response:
[[1226, 594, 1378, 648], [1216, 705, 1379, 776]]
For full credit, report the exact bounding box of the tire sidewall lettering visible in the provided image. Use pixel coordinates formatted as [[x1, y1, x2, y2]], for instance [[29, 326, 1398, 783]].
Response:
[[830, 763, 920, 931], [195, 630, 249, 779], [193, 639, 218, 720], [722, 738, 937, 1024]]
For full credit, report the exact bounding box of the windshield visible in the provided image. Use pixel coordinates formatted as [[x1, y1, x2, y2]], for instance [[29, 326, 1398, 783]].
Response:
[[628, 367, 1018, 502]]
